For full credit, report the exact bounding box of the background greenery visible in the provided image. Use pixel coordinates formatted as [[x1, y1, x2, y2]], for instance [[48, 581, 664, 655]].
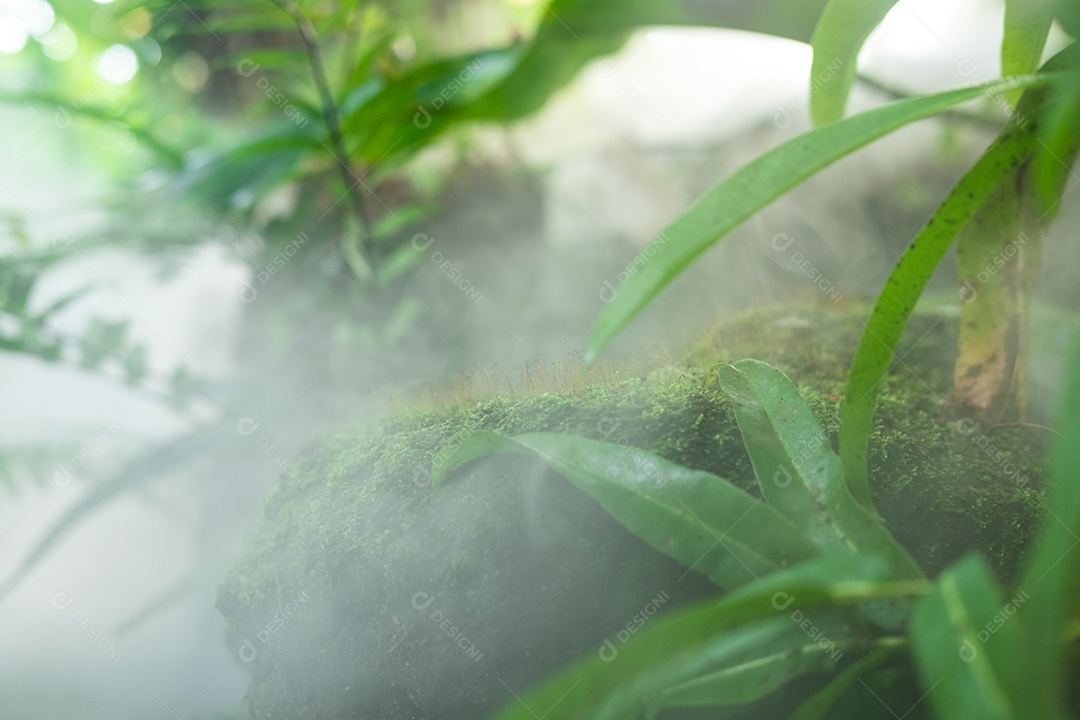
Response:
[[2, 0, 1080, 717]]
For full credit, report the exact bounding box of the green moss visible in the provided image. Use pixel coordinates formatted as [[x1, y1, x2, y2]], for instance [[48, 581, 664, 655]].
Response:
[[217, 305, 1047, 720]]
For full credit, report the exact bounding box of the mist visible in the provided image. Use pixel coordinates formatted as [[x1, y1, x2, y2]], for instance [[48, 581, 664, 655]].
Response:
[[2, 0, 1079, 718]]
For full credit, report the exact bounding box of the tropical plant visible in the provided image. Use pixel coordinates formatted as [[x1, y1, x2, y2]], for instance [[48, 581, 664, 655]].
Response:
[[0, 0, 851, 598], [435, 350, 1080, 719], [584, 0, 1080, 503], [429, 1, 1080, 718]]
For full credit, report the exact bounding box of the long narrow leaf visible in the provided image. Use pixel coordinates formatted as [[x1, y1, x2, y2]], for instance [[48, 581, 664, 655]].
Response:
[[788, 644, 899, 720], [1002, 1, 1054, 79], [1031, 68, 1080, 210], [434, 430, 822, 590], [718, 360, 922, 583], [644, 612, 858, 713], [911, 556, 1031, 720], [808, 0, 899, 126], [484, 553, 922, 720], [1016, 340, 1080, 720], [838, 108, 1039, 506], [584, 74, 1058, 365]]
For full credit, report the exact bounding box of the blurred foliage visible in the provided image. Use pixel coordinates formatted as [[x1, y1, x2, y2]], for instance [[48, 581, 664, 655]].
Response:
[[0, 0, 832, 390], [0, 0, 841, 617]]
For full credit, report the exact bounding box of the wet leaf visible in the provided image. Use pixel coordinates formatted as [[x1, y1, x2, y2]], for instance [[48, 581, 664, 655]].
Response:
[[435, 430, 823, 590], [584, 73, 1059, 366], [717, 360, 922, 584]]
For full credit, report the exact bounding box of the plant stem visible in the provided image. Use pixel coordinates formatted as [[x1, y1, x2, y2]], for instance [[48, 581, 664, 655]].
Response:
[[270, 0, 375, 276]]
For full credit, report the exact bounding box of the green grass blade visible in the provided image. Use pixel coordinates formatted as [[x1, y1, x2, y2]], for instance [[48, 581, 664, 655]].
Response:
[[717, 360, 922, 584], [584, 74, 1055, 365], [483, 553, 921, 720], [838, 115, 1038, 507], [911, 556, 1031, 720], [434, 430, 823, 590], [808, 0, 899, 126]]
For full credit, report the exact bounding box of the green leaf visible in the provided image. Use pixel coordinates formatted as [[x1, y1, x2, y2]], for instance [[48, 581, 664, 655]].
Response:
[[997, 0, 1058, 117], [1031, 72, 1080, 211], [1015, 340, 1080, 720], [340, 0, 840, 165], [644, 611, 856, 713], [1002, 1, 1054, 79], [911, 556, 1031, 720], [788, 644, 898, 720], [1055, 0, 1080, 37], [485, 553, 921, 720], [838, 77, 1052, 503], [584, 73, 1058, 365], [717, 360, 922, 584], [435, 430, 823, 590], [182, 131, 314, 212], [808, 0, 899, 126]]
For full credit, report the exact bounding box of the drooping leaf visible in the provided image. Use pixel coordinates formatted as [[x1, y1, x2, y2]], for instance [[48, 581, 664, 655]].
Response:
[[838, 97, 1041, 505], [717, 360, 922, 584], [808, 0, 899, 126], [484, 552, 920, 720], [911, 556, 1032, 720], [839, 53, 1080, 498], [434, 430, 823, 590], [584, 73, 1060, 366]]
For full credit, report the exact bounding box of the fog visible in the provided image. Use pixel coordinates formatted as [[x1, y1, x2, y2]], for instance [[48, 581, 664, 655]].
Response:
[[1, 0, 1076, 718]]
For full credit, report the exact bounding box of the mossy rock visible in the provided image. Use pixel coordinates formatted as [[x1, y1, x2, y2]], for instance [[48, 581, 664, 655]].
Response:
[[218, 306, 1048, 720]]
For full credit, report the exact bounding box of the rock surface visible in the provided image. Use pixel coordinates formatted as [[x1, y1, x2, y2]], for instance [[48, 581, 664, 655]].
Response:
[[217, 306, 1047, 720]]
